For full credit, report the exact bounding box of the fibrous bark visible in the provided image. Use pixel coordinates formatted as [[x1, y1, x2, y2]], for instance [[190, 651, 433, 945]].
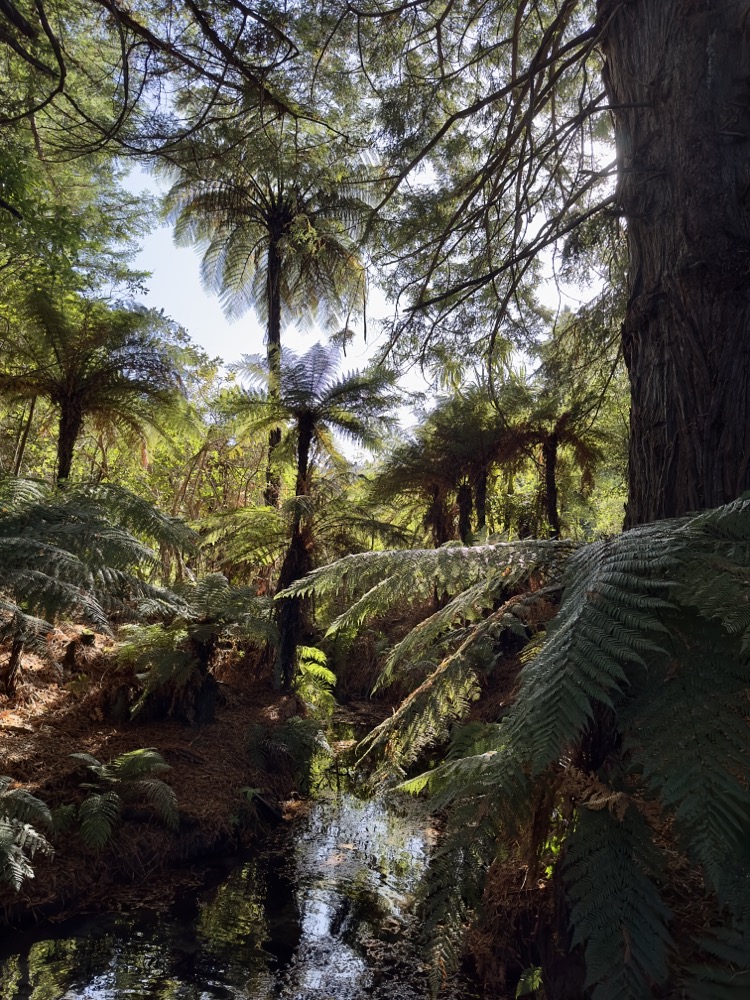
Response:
[[600, 0, 750, 526]]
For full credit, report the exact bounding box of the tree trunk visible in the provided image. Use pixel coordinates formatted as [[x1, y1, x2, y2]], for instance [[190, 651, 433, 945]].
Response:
[[599, 0, 750, 526], [12, 397, 35, 475], [56, 401, 83, 482], [474, 468, 488, 533], [542, 432, 561, 539], [275, 528, 313, 691], [427, 484, 453, 546], [457, 481, 473, 542], [265, 235, 283, 507], [294, 414, 314, 520], [0, 638, 24, 698], [273, 414, 316, 690]]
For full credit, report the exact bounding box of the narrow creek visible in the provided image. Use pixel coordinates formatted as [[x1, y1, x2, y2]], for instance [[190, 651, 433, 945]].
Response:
[[0, 787, 479, 999]]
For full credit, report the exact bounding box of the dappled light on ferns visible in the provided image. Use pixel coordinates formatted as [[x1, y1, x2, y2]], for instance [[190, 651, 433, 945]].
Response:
[[120, 573, 277, 720], [0, 477, 196, 695], [290, 498, 750, 998]]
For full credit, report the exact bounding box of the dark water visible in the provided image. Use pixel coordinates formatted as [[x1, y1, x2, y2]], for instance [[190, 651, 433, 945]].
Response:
[[0, 792, 474, 1000]]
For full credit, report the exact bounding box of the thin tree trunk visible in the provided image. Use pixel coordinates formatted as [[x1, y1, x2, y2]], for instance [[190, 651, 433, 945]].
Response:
[[599, 0, 750, 526], [542, 432, 561, 539], [56, 402, 83, 483], [265, 235, 283, 508], [274, 415, 315, 690], [12, 397, 35, 475]]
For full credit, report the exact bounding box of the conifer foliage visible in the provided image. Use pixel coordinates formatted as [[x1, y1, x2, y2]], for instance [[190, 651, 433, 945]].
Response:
[[290, 497, 750, 998]]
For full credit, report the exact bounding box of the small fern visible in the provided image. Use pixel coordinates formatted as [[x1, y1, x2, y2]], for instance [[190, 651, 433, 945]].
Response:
[[0, 777, 52, 890], [70, 748, 178, 848], [295, 645, 337, 717]]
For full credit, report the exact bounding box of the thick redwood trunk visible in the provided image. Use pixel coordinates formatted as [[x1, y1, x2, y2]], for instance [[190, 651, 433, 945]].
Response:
[[599, 0, 750, 526]]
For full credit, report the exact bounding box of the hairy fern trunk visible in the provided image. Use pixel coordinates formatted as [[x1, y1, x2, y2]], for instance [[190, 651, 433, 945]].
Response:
[[600, 0, 750, 525], [264, 233, 283, 508], [275, 413, 315, 689], [57, 400, 84, 483], [0, 638, 24, 698]]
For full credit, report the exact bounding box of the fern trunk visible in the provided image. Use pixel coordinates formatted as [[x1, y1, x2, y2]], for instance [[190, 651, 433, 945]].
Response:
[[275, 528, 313, 690], [457, 482, 473, 542], [599, 0, 750, 526], [264, 233, 283, 508], [542, 432, 560, 539], [473, 468, 488, 534], [0, 638, 24, 698], [57, 400, 84, 482]]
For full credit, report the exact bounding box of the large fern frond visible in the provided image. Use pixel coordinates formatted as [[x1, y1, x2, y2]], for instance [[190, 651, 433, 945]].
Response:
[[315, 495, 750, 996], [284, 539, 576, 639]]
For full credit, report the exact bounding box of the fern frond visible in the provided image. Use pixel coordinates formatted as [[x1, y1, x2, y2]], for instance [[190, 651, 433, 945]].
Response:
[[361, 592, 546, 770], [416, 807, 500, 997], [0, 779, 53, 890], [564, 805, 672, 1000], [285, 539, 575, 604], [126, 779, 179, 829], [621, 616, 750, 898], [78, 791, 121, 850], [0, 778, 52, 829], [0, 819, 52, 889], [109, 748, 171, 782]]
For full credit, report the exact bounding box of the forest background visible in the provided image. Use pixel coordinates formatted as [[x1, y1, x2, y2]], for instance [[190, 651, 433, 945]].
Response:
[[0, 4, 748, 1000]]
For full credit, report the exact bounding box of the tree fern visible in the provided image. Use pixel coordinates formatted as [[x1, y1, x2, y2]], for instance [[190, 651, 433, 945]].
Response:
[[121, 573, 276, 719], [285, 538, 575, 640], [0, 476, 194, 695], [295, 495, 750, 996]]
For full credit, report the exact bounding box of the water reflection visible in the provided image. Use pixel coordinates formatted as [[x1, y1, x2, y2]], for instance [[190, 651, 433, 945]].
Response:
[[0, 793, 440, 1000]]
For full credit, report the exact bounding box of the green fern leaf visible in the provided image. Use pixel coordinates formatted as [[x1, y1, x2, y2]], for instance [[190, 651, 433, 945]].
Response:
[[78, 791, 121, 850]]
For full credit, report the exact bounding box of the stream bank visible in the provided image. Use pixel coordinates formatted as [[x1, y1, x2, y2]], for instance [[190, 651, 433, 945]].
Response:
[[0, 782, 481, 999]]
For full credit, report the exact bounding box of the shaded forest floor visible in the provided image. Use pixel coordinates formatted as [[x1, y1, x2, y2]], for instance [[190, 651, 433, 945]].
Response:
[[0, 634, 326, 928]]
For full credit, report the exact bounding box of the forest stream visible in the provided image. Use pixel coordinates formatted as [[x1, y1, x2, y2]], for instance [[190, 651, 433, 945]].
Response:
[[0, 785, 478, 1000]]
